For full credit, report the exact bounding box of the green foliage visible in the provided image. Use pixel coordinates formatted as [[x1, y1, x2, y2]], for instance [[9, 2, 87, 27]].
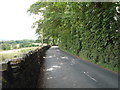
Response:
[[28, 2, 120, 71], [0, 40, 38, 50], [0, 43, 11, 50]]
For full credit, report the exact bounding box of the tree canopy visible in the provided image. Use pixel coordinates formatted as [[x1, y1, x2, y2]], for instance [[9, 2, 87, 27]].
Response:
[[28, 2, 120, 70]]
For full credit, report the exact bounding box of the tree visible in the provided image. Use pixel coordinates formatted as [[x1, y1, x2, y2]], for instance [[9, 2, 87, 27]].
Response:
[[28, 2, 120, 68]]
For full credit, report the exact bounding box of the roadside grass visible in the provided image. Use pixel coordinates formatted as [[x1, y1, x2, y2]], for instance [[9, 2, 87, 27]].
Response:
[[60, 48, 119, 73], [79, 54, 119, 73], [0, 47, 38, 62]]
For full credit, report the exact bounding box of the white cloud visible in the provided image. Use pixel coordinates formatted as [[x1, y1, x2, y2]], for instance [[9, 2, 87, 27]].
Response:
[[0, 0, 38, 40]]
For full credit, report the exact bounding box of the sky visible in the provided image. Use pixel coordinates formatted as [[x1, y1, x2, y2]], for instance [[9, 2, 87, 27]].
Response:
[[0, 0, 39, 41]]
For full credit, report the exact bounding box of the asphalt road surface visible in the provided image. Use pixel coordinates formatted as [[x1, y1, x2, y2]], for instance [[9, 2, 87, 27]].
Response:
[[38, 46, 119, 88]]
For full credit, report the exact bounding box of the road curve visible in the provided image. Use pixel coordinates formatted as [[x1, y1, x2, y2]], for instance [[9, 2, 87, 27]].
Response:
[[38, 46, 119, 88]]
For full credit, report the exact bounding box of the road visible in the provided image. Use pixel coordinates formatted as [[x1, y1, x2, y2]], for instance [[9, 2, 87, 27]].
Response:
[[37, 46, 119, 88]]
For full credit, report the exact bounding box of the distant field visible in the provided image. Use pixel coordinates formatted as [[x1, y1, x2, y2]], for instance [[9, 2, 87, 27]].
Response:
[[0, 47, 39, 62]]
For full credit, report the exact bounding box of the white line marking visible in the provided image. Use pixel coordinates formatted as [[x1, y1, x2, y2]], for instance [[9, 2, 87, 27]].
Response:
[[84, 72, 97, 82]]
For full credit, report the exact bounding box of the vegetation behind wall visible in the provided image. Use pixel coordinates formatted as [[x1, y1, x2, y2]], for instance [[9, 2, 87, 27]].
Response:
[[0, 40, 40, 50]]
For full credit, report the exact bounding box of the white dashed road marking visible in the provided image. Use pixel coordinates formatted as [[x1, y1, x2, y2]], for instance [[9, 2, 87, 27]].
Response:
[[83, 72, 97, 82]]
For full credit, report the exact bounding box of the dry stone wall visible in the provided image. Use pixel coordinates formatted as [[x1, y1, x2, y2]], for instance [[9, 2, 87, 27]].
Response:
[[2, 45, 51, 88]]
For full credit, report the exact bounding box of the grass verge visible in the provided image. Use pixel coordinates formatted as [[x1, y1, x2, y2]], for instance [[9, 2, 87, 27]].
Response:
[[60, 48, 119, 74], [79, 53, 119, 74]]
